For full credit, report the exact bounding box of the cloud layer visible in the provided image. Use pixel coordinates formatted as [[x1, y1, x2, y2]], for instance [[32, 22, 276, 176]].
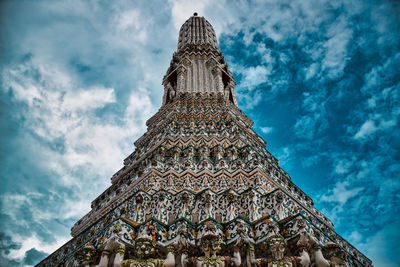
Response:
[[1, 0, 399, 266]]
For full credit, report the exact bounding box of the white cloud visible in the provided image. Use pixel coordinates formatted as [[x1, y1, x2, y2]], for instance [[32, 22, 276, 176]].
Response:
[[236, 89, 263, 110], [1, 55, 156, 264], [62, 87, 116, 111], [350, 52, 400, 143], [232, 63, 273, 109], [169, 0, 211, 30], [126, 87, 154, 121], [115, 9, 148, 44], [353, 55, 400, 143], [321, 15, 353, 79], [256, 44, 274, 65], [334, 158, 355, 174], [354, 120, 377, 139], [354, 109, 398, 140], [348, 230, 362, 244], [321, 181, 363, 206], [305, 62, 320, 80], [293, 89, 329, 140], [294, 115, 315, 140], [260, 126, 273, 135], [276, 147, 291, 167], [9, 235, 69, 265], [3, 61, 132, 172], [240, 65, 270, 89]]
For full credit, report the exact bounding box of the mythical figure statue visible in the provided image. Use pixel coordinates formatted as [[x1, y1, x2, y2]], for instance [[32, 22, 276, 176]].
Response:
[[247, 234, 297, 267], [203, 191, 214, 220], [133, 194, 146, 223], [155, 193, 169, 224], [76, 242, 97, 267], [178, 192, 193, 220], [294, 230, 312, 267], [224, 191, 237, 222], [323, 242, 348, 267], [248, 191, 261, 222], [309, 230, 330, 267], [85, 237, 125, 267], [181, 221, 241, 267], [247, 220, 312, 267], [121, 224, 175, 267]]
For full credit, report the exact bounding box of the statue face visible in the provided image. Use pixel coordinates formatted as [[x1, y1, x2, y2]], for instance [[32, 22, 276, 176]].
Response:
[[211, 240, 221, 252], [201, 238, 221, 255], [181, 193, 189, 203], [267, 221, 277, 233], [135, 240, 156, 259], [201, 243, 210, 253], [324, 245, 346, 263], [297, 219, 305, 229], [227, 192, 235, 202], [136, 194, 144, 204], [269, 238, 285, 260]]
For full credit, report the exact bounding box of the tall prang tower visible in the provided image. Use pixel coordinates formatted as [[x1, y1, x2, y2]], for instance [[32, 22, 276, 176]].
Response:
[[37, 14, 372, 267]]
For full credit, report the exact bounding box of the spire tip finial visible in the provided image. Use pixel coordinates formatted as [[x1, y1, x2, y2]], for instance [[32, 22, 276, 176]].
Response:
[[193, 12, 198, 16]]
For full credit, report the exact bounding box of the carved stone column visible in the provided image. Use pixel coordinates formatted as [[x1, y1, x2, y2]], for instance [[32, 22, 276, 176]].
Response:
[[226, 80, 235, 102], [98, 249, 111, 267], [176, 66, 187, 94], [113, 245, 126, 267], [212, 66, 223, 93]]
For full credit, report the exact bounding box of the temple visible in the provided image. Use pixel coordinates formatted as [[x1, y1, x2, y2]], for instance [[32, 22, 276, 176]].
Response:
[[37, 14, 372, 267]]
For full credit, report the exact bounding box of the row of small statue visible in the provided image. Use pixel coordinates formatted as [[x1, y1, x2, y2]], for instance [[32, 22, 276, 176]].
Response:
[[78, 222, 348, 267]]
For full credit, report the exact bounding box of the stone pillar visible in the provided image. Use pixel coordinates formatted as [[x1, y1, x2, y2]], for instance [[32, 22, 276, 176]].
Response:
[[163, 246, 176, 267], [113, 245, 126, 267], [313, 244, 330, 267], [162, 81, 175, 105], [226, 80, 235, 102], [167, 83, 175, 100], [176, 66, 186, 94], [205, 59, 214, 93], [213, 67, 223, 93], [97, 249, 111, 267]]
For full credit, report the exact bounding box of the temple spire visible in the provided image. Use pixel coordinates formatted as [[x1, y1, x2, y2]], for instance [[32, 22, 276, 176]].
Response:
[[177, 13, 219, 51], [162, 14, 237, 106]]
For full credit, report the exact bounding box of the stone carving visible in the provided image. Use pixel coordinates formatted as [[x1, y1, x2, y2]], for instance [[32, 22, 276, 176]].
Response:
[[181, 221, 241, 267], [295, 225, 312, 267], [247, 190, 261, 221], [310, 230, 330, 267], [177, 13, 218, 50], [97, 237, 125, 267], [75, 243, 97, 267], [133, 193, 146, 223], [122, 224, 175, 267], [323, 243, 348, 267]]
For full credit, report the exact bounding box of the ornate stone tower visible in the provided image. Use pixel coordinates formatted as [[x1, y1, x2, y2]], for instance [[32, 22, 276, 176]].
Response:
[[37, 14, 372, 267]]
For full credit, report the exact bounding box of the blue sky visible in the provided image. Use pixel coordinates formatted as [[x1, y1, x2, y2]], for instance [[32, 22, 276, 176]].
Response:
[[0, 0, 399, 266]]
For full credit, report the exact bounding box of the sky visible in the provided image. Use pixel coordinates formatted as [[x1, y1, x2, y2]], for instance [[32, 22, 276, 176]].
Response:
[[0, 0, 399, 266]]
